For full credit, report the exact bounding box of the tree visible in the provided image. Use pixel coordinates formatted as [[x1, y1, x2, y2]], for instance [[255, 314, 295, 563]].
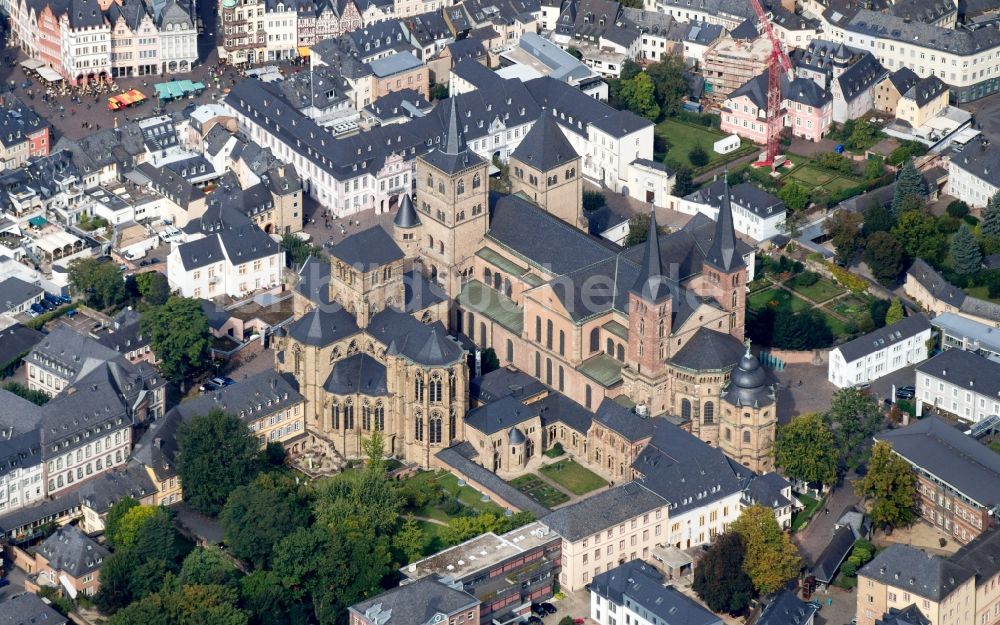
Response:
[[620, 73, 660, 120], [107, 505, 161, 550], [854, 441, 918, 530], [824, 210, 864, 264], [946, 200, 970, 219], [863, 231, 904, 286], [731, 505, 801, 595], [280, 233, 324, 267], [671, 167, 695, 196], [179, 547, 242, 588], [891, 211, 946, 266], [863, 201, 896, 235], [362, 432, 387, 475], [141, 296, 211, 382], [134, 271, 171, 306], [220, 474, 311, 569], [1, 382, 50, 406], [620, 59, 642, 81], [950, 223, 983, 275], [583, 190, 607, 211], [983, 191, 1000, 237], [566, 46, 583, 59], [781, 181, 812, 213], [429, 83, 448, 100], [885, 299, 905, 325], [104, 497, 140, 549], [693, 532, 754, 613], [68, 257, 126, 310], [645, 55, 688, 116], [774, 413, 839, 487], [96, 551, 141, 613], [241, 570, 308, 625], [864, 155, 885, 182], [824, 387, 884, 470], [625, 213, 652, 247], [890, 160, 925, 218], [688, 144, 709, 168], [129, 506, 183, 566], [107, 584, 248, 625], [394, 514, 427, 564], [771, 311, 833, 350], [178, 408, 261, 516], [869, 298, 890, 328], [314, 470, 402, 538]]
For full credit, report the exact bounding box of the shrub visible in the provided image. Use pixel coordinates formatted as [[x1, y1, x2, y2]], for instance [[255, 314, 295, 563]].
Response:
[[797, 272, 820, 287], [840, 560, 858, 577], [583, 190, 607, 211], [947, 200, 970, 219], [829, 263, 868, 293], [689, 144, 709, 167]]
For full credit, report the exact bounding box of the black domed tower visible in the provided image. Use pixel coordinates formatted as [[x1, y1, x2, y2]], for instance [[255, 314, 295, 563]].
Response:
[[719, 342, 776, 472]]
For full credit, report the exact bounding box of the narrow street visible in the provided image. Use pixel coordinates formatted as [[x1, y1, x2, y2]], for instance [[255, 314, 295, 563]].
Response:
[[792, 478, 861, 568]]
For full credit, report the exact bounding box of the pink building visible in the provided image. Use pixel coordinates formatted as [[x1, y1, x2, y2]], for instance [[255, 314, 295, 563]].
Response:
[[721, 69, 832, 144]]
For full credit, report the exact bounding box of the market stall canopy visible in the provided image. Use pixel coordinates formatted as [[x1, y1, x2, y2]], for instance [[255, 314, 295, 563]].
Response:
[[20, 59, 44, 70], [36, 66, 63, 82]]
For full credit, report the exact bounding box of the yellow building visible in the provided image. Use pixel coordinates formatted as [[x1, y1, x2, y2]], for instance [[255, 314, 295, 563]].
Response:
[[896, 76, 949, 129]]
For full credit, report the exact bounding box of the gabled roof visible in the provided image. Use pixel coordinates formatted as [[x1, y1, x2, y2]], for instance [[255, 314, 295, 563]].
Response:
[[811, 525, 858, 582], [903, 75, 948, 107], [541, 482, 664, 541], [285, 306, 360, 347], [859, 544, 973, 601], [757, 590, 818, 625], [37, 525, 110, 579], [833, 313, 931, 363], [886, 67, 920, 94], [329, 226, 404, 270], [631, 210, 670, 303], [836, 52, 888, 101], [703, 178, 744, 273], [368, 308, 464, 366], [592, 398, 654, 442], [349, 576, 478, 625], [590, 560, 721, 625], [0, 592, 68, 625], [324, 353, 389, 395], [668, 327, 745, 371]]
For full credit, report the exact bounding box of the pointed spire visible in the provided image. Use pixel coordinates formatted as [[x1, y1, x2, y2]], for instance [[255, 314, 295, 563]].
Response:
[[393, 193, 420, 229], [705, 178, 745, 273], [443, 97, 463, 156], [631, 209, 670, 303]]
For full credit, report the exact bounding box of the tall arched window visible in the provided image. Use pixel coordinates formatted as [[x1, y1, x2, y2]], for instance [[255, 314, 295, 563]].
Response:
[[429, 412, 443, 444], [743, 430, 751, 444], [681, 398, 691, 419], [558, 330, 565, 355], [479, 322, 486, 346], [430, 374, 442, 402], [457, 179, 465, 194], [484, 267, 492, 284], [506, 339, 514, 362], [415, 375, 424, 401], [331, 403, 340, 430], [606, 338, 614, 355], [585, 385, 592, 409], [546, 320, 553, 349], [546, 358, 553, 385], [414, 412, 424, 441], [535, 352, 541, 377], [427, 174, 433, 188], [703, 402, 715, 424], [449, 409, 456, 440], [590, 328, 600, 353], [616, 344, 625, 362], [374, 402, 385, 431], [503, 278, 512, 297], [558, 366, 564, 391], [449, 373, 456, 400], [344, 401, 355, 429], [658, 320, 664, 337], [473, 173, 481, 189], [493, 272, 501, 291], [535, 317, 542, 342], [362, 403, 372, 430]]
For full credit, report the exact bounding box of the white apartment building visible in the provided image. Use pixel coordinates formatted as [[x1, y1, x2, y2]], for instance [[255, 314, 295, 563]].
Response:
[[0, 391, 44, 516], [590, 560, 723, 625], [59, 17, 112, 84], [167, 225, 283, 299], [946, 139, 1000, 209], [916, 348, 1000, 424], [823, 8, 1000, 103], [828, 314, 932, 388], [158, 0, 199, 73], [264, 1, 298, 61], [680, 180, 787, 242]]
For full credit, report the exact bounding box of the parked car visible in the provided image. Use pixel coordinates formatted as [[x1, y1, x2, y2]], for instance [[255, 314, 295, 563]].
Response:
[[527, 617, 543, 625], [540, 603, 557, 615], [66, 309, 78, 318], [149, 257, 160, 265], [25, 309, 39, 318], [896, 386, 915, 400], [58, 295, 72, 304], [30, 303, 44, 314], [0, 577, 9, 587], [530, 605, 545, 617], [200, 382, 219, 393], [139, 259, 150, 267]]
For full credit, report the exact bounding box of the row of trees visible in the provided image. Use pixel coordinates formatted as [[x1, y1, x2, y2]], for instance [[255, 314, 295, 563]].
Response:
[[68, 258, 171, 311], [610, 57, 689, 122], [693, 505, 801, 613], [826, 160, 1000, 288]]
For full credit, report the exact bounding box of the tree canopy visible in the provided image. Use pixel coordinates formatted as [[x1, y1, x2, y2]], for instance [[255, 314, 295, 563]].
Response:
[[950, 223, 983, 275], [890, 160, 925, 217], [107, 584, 248, 625], [731, 505, 801, 595], [177, 408, 261, 516], [140, 296, 211, 382], [824, 210, 864, 264], [779, 182, 811, 213], [885, 299, 905, 325], [133, 271, 171, 306], [824, 387, 884, 470], [672, 167, 695, 196], [854, 441, 918, 530], [983, 191, 1000, 237], [863, 231, 904, 286], [620, 73, 660, 120], [68, 257, 126, 310], [220, 473, 312, 570], [891, 211, 946, 266], [774, 413, 839, 487], [692, 532, 754, 613]]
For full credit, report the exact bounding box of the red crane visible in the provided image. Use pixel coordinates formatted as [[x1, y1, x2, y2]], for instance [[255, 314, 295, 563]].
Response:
[[749, 0, 794, 169]]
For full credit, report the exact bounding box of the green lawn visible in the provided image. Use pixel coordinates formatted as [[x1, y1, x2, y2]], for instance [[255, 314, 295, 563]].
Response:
[[788, 165, 836, 186], [539, 459, 608, 496], [404, 470, 504, 522], [510, 474, 570, 507], [782, 160, 865, 199], [415, 520, 453, 556], [791, 494, 822, 532], [786, 275, 846, 303], [655, 119, 725, 168], [829, 293, 875, 317], [820, 310, 848, 337], [748, 288, 811, 313], [748, 276, 773, 293]]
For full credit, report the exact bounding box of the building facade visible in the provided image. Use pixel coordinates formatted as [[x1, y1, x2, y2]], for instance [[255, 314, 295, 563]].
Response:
[[828, 314, 932, 388]]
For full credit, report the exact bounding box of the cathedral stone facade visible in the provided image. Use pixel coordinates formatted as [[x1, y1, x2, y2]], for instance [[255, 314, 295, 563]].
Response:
[[275, 96, 777, 472]]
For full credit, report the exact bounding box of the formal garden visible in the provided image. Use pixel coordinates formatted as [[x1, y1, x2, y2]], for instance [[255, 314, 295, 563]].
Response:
[[538, 459, 608, 496], [654, 118, 756, 173], [510, 474, 570, 507]]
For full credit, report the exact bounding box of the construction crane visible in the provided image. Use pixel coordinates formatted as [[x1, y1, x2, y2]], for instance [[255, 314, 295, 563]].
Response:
[[749, 0, 794, 169]]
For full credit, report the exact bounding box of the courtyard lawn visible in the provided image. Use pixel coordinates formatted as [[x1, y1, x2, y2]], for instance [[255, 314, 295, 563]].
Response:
[[415, 520, 453, 556], [403, 470, 505, 522], [654, 119, 735, 169], [820, 311, 849, 338], [782, 160, 865, 200], [510, 474, 570, 507], [828, 293, 875, 319], [748, 276, 773, 293], [791, 494, 822, 532], [787, 164, 836, 187], [748, 288, 811, 314], [786, 274, 846, 303], [539, 459, 608, 496]]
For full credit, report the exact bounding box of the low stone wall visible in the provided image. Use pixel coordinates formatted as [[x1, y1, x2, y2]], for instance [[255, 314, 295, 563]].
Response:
[[763, 348, 829, 365]]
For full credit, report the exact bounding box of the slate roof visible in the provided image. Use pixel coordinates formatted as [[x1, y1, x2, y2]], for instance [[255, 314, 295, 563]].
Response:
[[669, 327, 745, 371], [403, 269, 447, 313], [465, 394, 540, 435], [295, 256, 333, 305], [590, 560, 722, 625], [0, 277, 42, 312], [730, 69, 830, 110], [811, 525, 858, 582], [903, 75, 948, 107], [591, 398, 653, 442], [886, 67, 920, 94], [950, 140, 1000, 190], [889, 0, 954, 23], [916, 348, 1000, 404], [907, 258, 967, 307], [368, 308, 465, 366], [859, 544, 974, 601], [703, 179, 744, 273], [0, 592, 68, 625], [37, 525, 109, 579], [435, 442, 551, 517], [877, 415, 1000, 508], [834, 313, 931, 363], [511, 113, 578, 171], [632, 420, 746, 515], [470, 367, 547, 403], [285, 306, 360, 347], [394, 194, 420, 228], [0, 324, 44, 369], [839, 8, 1000, 55], [174, 370, 303, 424], [837, 52, 888, 102], [729, 17, 758, 39], [950, 526, 1000, 589], [329, 226, 404, 270], [324, 353, 389, 395], [877, 605, 932, 625], [369, 51, 424, 78], [0, 95, 49, 150], [29, 325, 125, 381], [757, 590, 818, 625], [176, 222, 280, 271], [541, 482, 664, 541], [131, 408, 182, 480], [76, 461, 157, 514]]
